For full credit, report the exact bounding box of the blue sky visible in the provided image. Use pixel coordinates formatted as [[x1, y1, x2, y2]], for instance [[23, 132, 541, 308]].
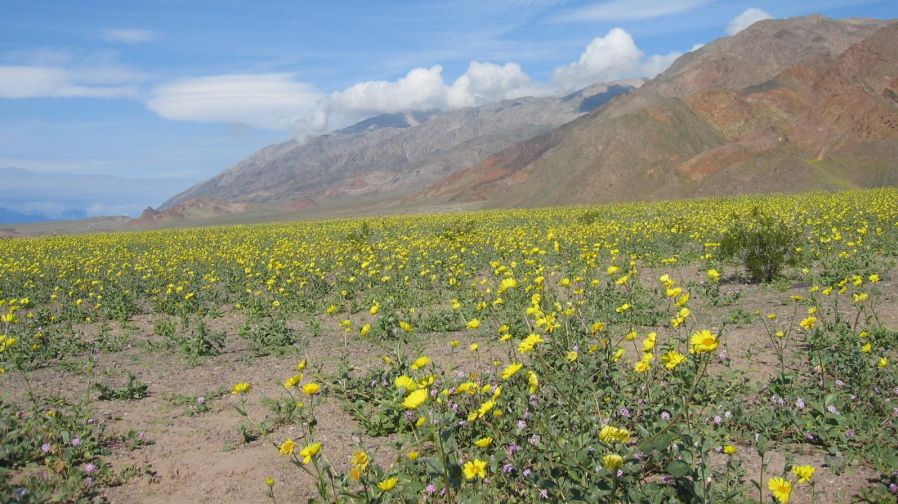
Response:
[[1, 0, 896, 216]]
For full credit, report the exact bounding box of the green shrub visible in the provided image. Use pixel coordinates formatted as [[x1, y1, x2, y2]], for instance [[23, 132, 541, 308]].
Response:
[[238, 315, 296, 356], [719, 208, 799, 282]]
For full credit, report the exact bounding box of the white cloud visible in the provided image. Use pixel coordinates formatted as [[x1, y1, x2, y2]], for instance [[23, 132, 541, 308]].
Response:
[[0, 65, 138, 98], [641, 52, 682, 77], [146, 73, 324, 130], [146, 29, 682, 135], [552, 28, 676, 90], [726, 8, 773, 35], [447, 62, 539, 108], [327, 66, 447, 118], [552, 0, 710, 23], [102, 28, 159, 44], [146, 63, 544, 136]]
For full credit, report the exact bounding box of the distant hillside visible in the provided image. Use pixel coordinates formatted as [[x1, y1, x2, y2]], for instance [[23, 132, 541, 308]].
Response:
[[159, 81, 642, 211], [419, 16, 897, 207]]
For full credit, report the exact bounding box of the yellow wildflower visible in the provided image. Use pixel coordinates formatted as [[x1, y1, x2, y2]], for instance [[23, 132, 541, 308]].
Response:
[[463, 459, 487, 480], [403, 388, 429, 410], [767, 477, 792, 504], [791, 465, 815, 484], [278, 438, 295, 456]]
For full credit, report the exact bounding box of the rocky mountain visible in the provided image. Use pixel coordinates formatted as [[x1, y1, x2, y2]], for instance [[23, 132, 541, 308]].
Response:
[[422, 16, 897, 207], [160, 81, 641, 210]]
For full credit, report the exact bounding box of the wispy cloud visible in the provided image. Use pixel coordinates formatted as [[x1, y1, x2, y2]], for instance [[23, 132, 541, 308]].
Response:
[[146, 74, 324, 130], [102, 28, 159, 44], [0, 49, 146, 99], [0, 65, 139, 98], [726, 8, 773, 35], [551, 0, 711, 23]]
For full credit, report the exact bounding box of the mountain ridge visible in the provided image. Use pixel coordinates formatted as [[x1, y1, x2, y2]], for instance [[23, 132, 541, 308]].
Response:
[[150, 15, 897, 225], [159, 80, 643, 211]]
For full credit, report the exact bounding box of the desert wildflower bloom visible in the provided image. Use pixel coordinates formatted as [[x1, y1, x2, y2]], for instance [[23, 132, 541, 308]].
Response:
[[877, 356, 888, 368], [403, 388, 428, 410], [302, 382, 321, 395], [351, 450, 370, 471], [661, 351, 687, 370], [360, 323, 370, 336], [634, 358, 651, 373], [278, 438, 295, 456], [467, 399, 496, 421], [299, 442, 321, 464], [690, 329, 719, 353], [599, 425, 631, 444], [395, 375, 418, 392], [474, 436, 493, 448], [566, 351, 578, 362], [498, 277, 518, 293], [466, 318, 481, 330], [407, 451, 419, 460], [410, 356, 431, 370], [500, 362, 523, 380], [400, 321, 413, 333], [791, 465, 815, 484], [642, 332, 656, 352], [463, 458, 488, 480], [283, 374, 302, 389], [706, 269, 720, 282], [799, 316, 817, 331], [722, 444, 737, 455], [602, 454, 624, 471], [767, 477, 792, 503], [370, 303, 380, 315], [527, 371, 539, 394], [231, 382, 251, 395], [518, 333, 544, 354], [378, 477, 398, 491]]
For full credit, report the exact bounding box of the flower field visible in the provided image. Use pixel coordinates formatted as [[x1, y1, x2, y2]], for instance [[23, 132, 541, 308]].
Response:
[[2, 189, 898, 503]]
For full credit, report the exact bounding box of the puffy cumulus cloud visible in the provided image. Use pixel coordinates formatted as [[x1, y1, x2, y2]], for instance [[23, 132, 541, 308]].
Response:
[[553, 28, 676, 91], [146, 73, 324, 130], [146, 66, 525, 135], [298, 63, 542, 137], [321, 66, 447, 128], [0, 65, 139, 98], [145, 29, 683, 136], [447, 61, 540, 108], [102, 28, 159, 44], [727, 8, 773, 35]]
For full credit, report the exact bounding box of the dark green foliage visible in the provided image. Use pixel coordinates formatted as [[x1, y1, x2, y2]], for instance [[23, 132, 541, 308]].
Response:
[[719, 208, 799, 282]]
